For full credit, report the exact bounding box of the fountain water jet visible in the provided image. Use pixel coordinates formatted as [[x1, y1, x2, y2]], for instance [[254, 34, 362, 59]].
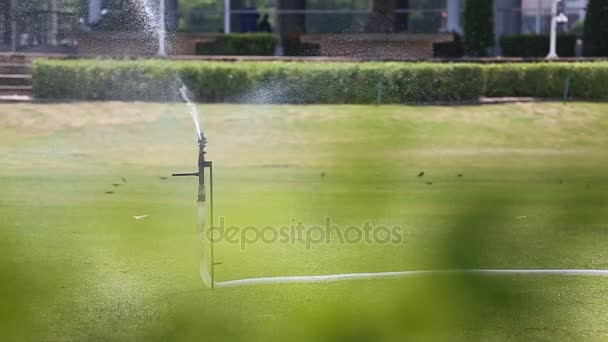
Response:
[[129, 0, 213, 287], [130, 0, 167, 57], [158, 0, 167, 57], [178, 84, 203, 140]]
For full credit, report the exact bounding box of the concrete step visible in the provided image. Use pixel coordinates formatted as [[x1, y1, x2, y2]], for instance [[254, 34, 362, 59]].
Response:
[[0, 54, 28, 64], [0, 85, 32, 96], [0, 63, 31, 74], [0, 74, 31, 86], [0, 52, 70, 64], [0, 94, 32, 103]]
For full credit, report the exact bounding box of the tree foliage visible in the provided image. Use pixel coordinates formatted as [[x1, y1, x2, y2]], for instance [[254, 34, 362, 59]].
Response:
[[583, 0, 608, 56], [463, 0, 495, 56]]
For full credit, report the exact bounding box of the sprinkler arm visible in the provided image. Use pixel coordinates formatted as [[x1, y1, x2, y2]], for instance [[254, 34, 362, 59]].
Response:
[[172, 172, 200, 177]]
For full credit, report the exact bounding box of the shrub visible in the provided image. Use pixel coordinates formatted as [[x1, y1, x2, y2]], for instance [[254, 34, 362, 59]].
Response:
[[195, 33, 278, 56], [483, 62, 608, 99], [32, 59, 484, 103], [583, 0, 608, 57], [464, 0, 495, 56], [33, 59, 608, 102], [500, 34, 577, 57], [282, 34, 321, 57], [433, 33, 464, 58]]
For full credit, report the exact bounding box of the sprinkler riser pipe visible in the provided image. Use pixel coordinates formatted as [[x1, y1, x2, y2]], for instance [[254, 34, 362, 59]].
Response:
[[198, 137, 207, 202], [172, 136, 214, 288]]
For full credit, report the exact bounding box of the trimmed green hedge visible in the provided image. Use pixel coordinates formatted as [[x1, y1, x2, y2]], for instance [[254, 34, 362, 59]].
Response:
[[483, 63, 608, 99], [195, 34, 278, 56], [32, 60, 608, 102], [500, 34, 576, 57], [32, 60, 484, 103]]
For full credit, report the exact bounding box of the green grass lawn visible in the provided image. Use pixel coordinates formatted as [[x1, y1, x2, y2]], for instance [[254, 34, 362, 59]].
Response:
[[2, 102, 608, 341]]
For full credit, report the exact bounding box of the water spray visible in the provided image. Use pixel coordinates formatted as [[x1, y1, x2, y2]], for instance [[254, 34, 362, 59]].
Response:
[[158, 0, 167, 57]]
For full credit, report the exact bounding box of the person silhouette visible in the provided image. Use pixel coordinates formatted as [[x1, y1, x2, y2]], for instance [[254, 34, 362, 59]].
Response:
[[258, 14, 273, 33]]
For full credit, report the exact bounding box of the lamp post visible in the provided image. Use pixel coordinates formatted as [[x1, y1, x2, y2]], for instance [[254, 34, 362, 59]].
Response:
[[535, 0, 542, 34], [547, 0, 569, 59], [224, 0, 231, 34]]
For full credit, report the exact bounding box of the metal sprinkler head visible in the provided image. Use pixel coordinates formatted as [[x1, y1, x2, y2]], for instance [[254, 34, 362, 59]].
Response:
[[173, 136, 213, 203], [198, 135, 207, 164]]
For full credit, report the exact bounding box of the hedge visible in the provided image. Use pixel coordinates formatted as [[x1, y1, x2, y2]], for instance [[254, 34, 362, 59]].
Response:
[[500, 34, 576, 58], [32, 60, 608, 102], [195, 34, 277, 56], [32, 60, 484, 103], [483, 63, 608, 99]]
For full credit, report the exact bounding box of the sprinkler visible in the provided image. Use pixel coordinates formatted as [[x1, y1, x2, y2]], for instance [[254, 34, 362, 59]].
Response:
[[172, 135, 215, 288], [172, 136, 212, 202]]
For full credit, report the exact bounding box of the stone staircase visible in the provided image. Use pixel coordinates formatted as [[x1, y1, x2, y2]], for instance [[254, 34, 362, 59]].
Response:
[[0, 54, 32, 101]]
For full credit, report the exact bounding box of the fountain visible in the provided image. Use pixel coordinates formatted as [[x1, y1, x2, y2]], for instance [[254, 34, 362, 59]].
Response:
[[178, 84, 203, 140], [131, 0, 168, 57], [158, 0, 167, 57]]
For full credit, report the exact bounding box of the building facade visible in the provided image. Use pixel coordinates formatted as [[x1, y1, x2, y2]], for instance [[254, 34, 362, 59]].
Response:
[[0, 0, 590, 55], [175, 0, 587, 36]]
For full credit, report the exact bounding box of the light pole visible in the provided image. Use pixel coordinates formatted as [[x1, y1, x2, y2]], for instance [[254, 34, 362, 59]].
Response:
[[224, 0, 231, 34], [535, 0, 542, 34], [547, 0, 569, 59]]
